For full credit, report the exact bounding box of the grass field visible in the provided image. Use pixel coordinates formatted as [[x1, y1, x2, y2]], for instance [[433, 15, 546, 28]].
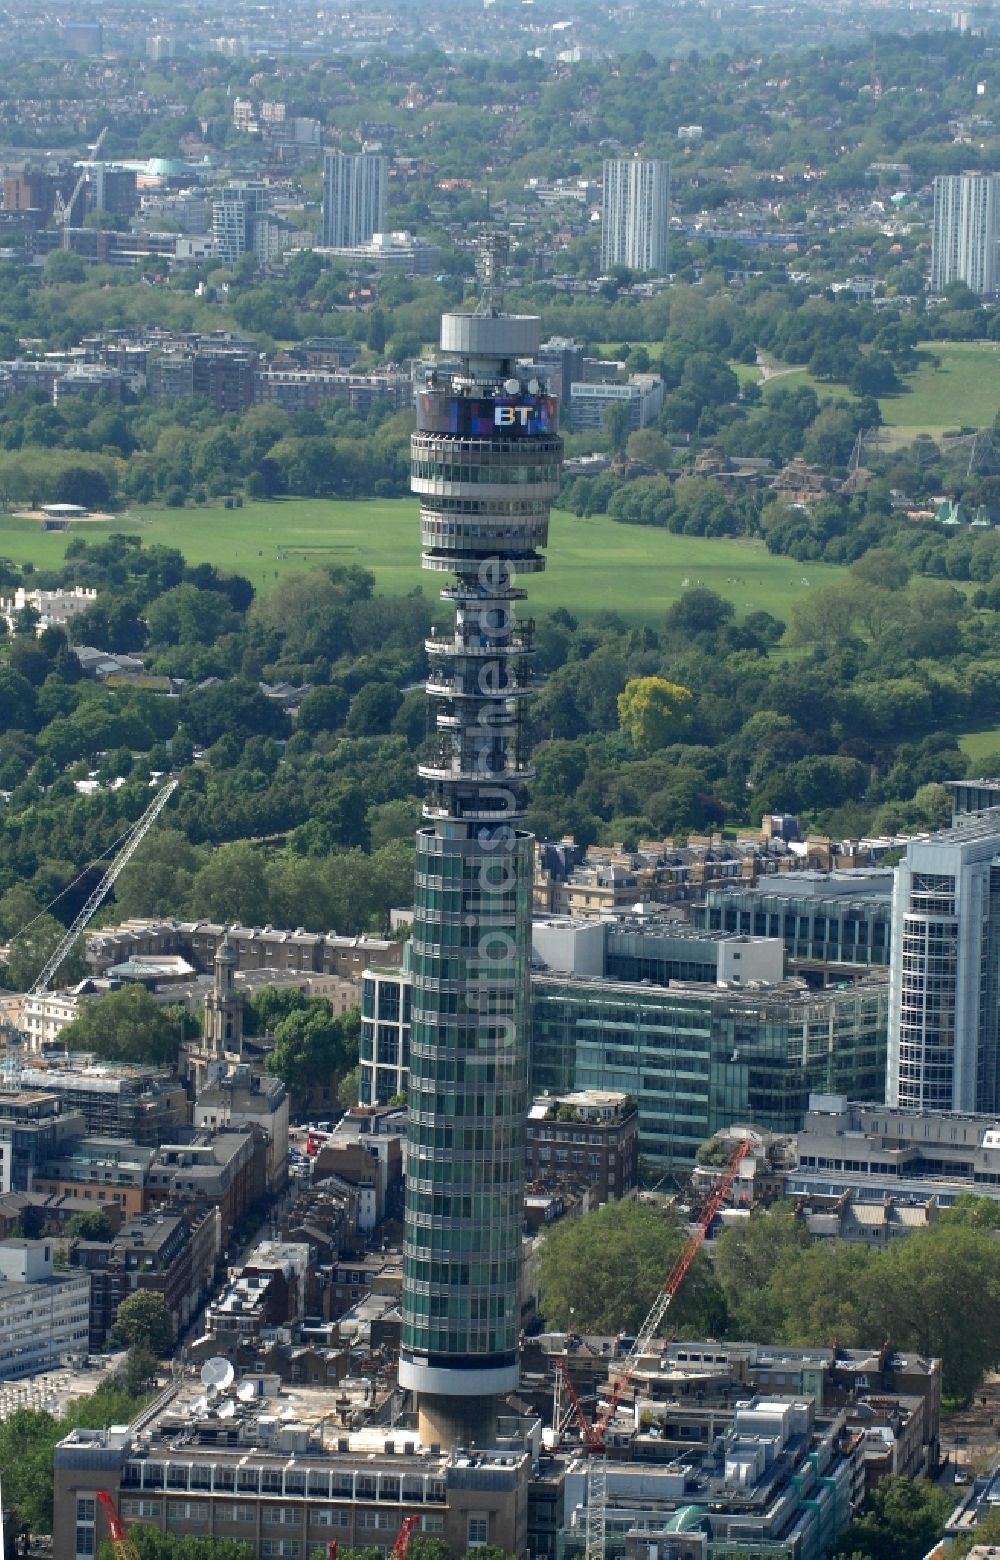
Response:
[[959, 725, 1000, 767], [879, 341, 1000, 439], [759, 362, 859, 407], [0, 500, 848, 621], [759, 341, 1000, 440]]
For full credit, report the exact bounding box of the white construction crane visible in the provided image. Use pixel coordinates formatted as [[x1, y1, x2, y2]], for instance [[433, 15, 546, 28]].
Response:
[[2, 777, 179, 1088]]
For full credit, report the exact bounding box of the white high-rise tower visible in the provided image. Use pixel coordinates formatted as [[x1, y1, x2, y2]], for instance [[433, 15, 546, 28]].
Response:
[[887, 809, 1000, 1114], [321, 151, 387, 249], [601, 157, 670, 274], [931, 172, 1000, 295]]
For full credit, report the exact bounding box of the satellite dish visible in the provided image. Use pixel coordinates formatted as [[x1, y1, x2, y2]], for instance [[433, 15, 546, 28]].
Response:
[[201, 1357, 235, 1394], [191, 1394, 209, 1416], [503, 377, 520, 395], [280, 1406, 297, 1421], [218, 1399, 237, 1419], [528, 378, 541, 395], [238, 1381, 258, 1402]]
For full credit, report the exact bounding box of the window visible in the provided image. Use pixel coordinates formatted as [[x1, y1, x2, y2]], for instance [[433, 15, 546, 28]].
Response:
[[76, 1528, 95, 1557], [467, 1514, 489, 1547], [77, 1501, 97, 1523], [168, 1503, 208, 1524], [222, 1506, 255, 1525], [264, 1508, 301, 1526]]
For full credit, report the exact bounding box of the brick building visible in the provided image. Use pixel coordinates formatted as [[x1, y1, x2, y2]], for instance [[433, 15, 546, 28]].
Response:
[[525, 1089, 639, 1202]]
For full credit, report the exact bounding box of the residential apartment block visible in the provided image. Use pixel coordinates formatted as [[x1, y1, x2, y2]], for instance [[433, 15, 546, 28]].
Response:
[[321, 152, 387, 249], [887, 808, 1000, 1113], [931, 172, 1000, 296], [601, 157, 670, 274]]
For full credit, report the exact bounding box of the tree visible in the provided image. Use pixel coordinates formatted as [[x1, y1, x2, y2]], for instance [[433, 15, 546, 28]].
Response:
[[266, 1003, 360, 1102], [113, 829, 203, 920], [1, 914, 85, 993], [244, 984, 311, 1038], [714, 1206, 813, 1336], [346, 682, 403, 736], [851, 550, 911, 592], [297, 684, 349, 735], [663, 587, 734, 637], [617, 676, 694, 755], [99, 1528, 255, 1560], [0, 1377, 153, 1534], [602, 400, 632, 455], [13, 602, 41, 638], [146, 585, 241, 647], [65, 1209, 113, 1241], [537, 1200, 726, 1336], [53, 465, 113, 510], [111, 1289, 175, 1355], [44, 250, 86, 283], [58, 985, 185, 1066], [715, 1204, 1000, 1401], [188, 843, 271, 925], [834, 1475, 952, 1560], [119, 1343, 159, 1396], [338, 1065, 361, 1109]]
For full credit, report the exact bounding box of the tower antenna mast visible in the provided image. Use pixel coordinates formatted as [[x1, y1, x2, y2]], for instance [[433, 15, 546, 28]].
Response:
[[475, 230, 510, 316]]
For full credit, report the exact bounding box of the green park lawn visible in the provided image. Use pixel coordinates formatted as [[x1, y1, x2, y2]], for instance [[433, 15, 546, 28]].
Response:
[[760, 341, 999, 440], [958, 724, 1000, 768], [0, 499, 847, 623], [879, 341, 1000, 439], [759, 361, 859, 406]]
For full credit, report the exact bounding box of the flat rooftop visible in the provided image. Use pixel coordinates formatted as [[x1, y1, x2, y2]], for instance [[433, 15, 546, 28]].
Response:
[[89, 1375, 530, 1473]]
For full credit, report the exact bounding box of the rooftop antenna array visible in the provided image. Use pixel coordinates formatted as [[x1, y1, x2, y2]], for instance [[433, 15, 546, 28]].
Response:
[[200, 1357, 235, 1396], [475, 231, 510, 317]]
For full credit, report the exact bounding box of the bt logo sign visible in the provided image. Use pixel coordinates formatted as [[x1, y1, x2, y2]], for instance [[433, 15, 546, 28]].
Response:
[[494, 403, 536, 428]]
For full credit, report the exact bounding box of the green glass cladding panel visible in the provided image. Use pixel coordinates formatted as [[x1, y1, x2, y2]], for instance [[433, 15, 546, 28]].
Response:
[[402, 828, 532, 1362]]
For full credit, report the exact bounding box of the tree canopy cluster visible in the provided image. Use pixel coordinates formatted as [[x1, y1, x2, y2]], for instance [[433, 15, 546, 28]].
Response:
[[57, 984, 193, 1065], [0, 1369, 154, 1533], [245, 986, 361, 1104], [5, 515, 1000, 965], [538, 1196, 1000, 1402]]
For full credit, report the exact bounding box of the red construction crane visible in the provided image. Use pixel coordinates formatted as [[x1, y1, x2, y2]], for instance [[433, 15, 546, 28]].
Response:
[[554, 1135, 758, 1559], [390, 1515, 420, 1560], [96, 1491, 141, 1560], [328, 1542, 339, 1560]]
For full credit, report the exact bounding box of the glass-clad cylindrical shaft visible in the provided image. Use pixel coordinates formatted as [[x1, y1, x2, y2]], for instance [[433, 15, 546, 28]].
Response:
[[400, 310, 562, 1440]]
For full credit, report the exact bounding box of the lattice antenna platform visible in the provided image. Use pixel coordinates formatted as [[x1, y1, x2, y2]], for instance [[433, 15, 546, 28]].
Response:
[[475, 231, 510, 316]]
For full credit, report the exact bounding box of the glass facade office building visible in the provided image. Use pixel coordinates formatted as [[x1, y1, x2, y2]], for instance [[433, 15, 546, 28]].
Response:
[[888, 810, 1000, 1114], [692, 880, 893, 969], [532, 975, 888, 1171], [400, 293, 562, 1448], [360, 959, 412, 1105]]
